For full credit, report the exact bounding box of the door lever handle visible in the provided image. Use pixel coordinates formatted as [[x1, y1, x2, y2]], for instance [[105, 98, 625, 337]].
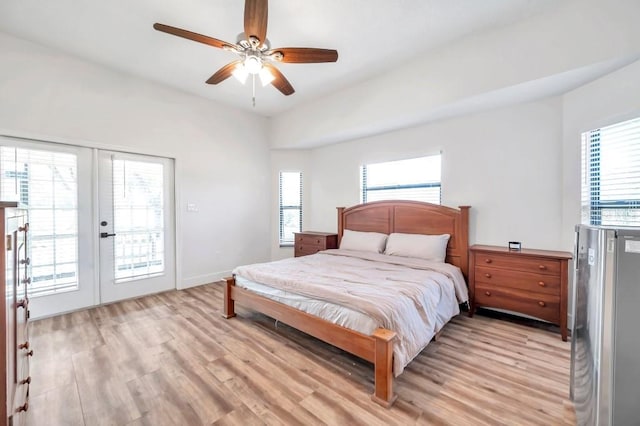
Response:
[[100, 232, 117, 238]]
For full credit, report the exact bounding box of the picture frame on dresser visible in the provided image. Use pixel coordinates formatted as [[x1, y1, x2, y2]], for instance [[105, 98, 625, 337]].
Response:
[[468, 244, 572, 341]]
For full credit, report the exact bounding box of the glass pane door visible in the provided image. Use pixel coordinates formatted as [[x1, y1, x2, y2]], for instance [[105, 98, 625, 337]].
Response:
[[112, 159, 166, 282], [0, 137, 95, 318], [98, 151, 175, 303]]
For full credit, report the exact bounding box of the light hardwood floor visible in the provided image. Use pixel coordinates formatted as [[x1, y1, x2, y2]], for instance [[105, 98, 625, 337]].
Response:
[[26, 283, 576, 425]]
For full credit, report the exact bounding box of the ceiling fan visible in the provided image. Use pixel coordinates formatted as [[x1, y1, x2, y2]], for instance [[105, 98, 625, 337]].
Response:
[[153, 0, 338, 102]]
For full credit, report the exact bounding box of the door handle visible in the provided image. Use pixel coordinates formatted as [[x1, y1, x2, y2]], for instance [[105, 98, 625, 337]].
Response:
[[100, 232, 117, 238]]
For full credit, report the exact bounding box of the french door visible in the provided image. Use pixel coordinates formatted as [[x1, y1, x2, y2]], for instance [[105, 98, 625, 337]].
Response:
[[0, 136, 175, 318], [98, 151, 175, 303], [0, 138, 95, 318]]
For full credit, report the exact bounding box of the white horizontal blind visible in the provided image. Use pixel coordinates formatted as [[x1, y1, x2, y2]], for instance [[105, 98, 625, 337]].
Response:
[[279, 171, 302, 245], [0, 146, 79, 296], [581, 117, 640, 226], [361, 155, 441, 204], [112, 159, 165, 282]]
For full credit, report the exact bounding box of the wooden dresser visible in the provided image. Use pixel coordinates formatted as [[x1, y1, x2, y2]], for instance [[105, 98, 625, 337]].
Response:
[[1, 203, 30, 426], [294, 232, 338, 257], [469, 244, 572, 341]]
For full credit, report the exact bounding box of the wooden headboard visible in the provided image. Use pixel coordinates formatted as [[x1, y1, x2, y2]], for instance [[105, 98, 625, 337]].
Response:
[[337, 201, 471, 281]]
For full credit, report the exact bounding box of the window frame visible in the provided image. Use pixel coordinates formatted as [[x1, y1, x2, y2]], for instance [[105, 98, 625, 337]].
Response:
[[278, 170, 302, 247], [360, 154, 442, 204]]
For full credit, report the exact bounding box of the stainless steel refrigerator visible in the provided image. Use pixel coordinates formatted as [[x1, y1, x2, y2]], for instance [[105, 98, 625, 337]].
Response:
[[571, 225, 640, 426]]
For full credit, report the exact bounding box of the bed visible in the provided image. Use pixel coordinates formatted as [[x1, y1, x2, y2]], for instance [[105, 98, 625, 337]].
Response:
[[222, 200, 470, 407]]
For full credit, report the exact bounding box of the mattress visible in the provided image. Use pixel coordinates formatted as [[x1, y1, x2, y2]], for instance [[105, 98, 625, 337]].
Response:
[[235, 274, 459, 336], [233, 249, 467, 375]]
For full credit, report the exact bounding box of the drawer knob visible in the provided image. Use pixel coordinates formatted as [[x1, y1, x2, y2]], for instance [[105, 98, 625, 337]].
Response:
[[316, 239, 320, 244], [20, 257, 30, 266], [538, 281, 546, 287], [16, 402, 29, 413], [538, 301, 546, 307], [17, 298, 28, 309], [18, 341, 29, 350], [485, 291, 491, 296], [484, 259, 492, 264], [22, 277, 31, 285], [485, 273, 492, 278], [18, 223, 29, 232], [538, 265, 547, 270], [20, 376, 31, 385], [26, 350, 34, 357]]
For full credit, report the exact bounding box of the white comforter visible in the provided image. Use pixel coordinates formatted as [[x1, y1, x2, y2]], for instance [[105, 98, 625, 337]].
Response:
[[233, 249, 468, 375]]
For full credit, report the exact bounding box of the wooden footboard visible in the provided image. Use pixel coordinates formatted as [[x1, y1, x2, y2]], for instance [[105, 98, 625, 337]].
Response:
[[222, 277, 398, 407]]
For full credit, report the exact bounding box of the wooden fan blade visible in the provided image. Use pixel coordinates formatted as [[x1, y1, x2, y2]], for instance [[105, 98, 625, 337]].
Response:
[[153, 23, 234, 49], [263, 64, 294, 96], [244, 0, 268, 46], [206, 60, 242, 85], [273, 48, 338, 63]]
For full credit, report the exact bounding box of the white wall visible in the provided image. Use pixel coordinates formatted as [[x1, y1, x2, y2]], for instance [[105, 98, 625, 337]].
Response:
[[0, 32, 272, 291], [301, 98, 565, 251]]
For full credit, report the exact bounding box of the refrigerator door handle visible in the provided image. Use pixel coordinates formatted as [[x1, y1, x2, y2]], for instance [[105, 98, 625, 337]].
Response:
[[574, 228, 580, 271]]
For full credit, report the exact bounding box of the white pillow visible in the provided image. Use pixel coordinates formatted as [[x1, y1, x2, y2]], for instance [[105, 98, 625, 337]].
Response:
[[385, 233, 450, 262], [339, 229, 388, 253]]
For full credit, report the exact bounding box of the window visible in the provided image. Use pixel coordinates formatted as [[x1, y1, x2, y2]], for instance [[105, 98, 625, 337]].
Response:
[[0, 146, 79, 297], [361, 155, 441, 204], [112, 159, 165, 282], [581, 117, 640, 226], [279, 171, 302, 245]]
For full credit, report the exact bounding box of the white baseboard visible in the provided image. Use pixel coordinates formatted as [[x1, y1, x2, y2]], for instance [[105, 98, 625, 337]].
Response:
[[179, 270, 232, 289]]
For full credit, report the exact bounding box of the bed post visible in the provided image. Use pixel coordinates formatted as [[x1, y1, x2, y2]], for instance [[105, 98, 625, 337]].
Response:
[[222, 276, 236, 319], [458, 205, 471, 281], [336, 207, 345, 245], [371, 328, 397, 407]]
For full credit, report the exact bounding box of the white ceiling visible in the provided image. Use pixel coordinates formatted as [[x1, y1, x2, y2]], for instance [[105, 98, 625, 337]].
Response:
[[0, 0, 561, 117]]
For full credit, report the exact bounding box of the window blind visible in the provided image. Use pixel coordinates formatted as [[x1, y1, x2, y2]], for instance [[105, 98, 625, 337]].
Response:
[[0, 146, 79, 297], [361, 155, 442, 204], [581, 117, 640, 226], [279, 171, 302, 245]]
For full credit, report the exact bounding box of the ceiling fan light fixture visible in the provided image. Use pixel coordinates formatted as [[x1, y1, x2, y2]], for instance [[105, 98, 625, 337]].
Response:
[[244, 55, 262, 74], [232, 63, 249, 84], [258, 67, 275, 86]]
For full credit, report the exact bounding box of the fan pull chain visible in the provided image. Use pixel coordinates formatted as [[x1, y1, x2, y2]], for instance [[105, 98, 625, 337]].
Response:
[[252, 73, 256, 107]]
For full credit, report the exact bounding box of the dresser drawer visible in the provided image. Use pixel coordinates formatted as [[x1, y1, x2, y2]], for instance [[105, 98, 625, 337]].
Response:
[[294, 232, 338, 258], [11, 381, 29, 426], [295, 233, 327, 249], [295, 245, 324, 257], [474, 266, 561, 295], [475, 285, 560, 323], [470, 244, 572, 341], [474, 252, 561, 275]]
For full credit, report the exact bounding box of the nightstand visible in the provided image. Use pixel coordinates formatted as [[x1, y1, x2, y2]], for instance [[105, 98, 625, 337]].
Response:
[[294, 232, 338, 257], [469, 244, 572, 341]]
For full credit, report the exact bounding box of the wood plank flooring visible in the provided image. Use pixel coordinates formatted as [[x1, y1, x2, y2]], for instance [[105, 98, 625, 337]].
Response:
[[26, 282, 576, 425]]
